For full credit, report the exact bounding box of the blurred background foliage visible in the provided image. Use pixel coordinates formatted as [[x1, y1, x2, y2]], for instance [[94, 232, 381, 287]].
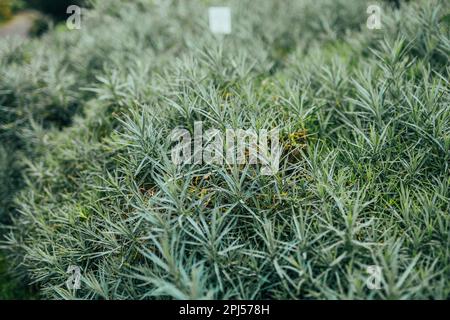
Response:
[[0, 0, 86, 26], [1, 0, 86, 300], [0, 0, 86, 19], [0, 0, 20, 23], [25, 0, 85, 19]]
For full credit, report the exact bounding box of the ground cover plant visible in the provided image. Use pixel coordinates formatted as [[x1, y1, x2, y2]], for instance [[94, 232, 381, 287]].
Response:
[[0, 0, 449, 299]]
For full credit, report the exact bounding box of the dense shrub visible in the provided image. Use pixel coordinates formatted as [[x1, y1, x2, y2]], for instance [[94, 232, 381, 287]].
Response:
[[0, 0, 449, 299]]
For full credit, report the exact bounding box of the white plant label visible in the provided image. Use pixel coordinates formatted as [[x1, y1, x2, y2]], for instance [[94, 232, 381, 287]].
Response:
[[209, 7, 232, 34]]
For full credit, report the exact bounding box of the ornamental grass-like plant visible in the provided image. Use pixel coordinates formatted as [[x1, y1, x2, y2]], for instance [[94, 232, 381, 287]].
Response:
[[0, 0, 449, 299]]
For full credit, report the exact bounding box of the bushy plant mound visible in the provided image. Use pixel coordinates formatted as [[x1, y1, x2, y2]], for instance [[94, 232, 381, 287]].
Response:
[[1, 0, 449, 299]]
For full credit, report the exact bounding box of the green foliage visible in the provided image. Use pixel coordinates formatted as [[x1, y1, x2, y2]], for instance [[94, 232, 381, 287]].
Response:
[[0, 0, 449, 299], [0, 253, 37, 299], [0, 1, 13, 23], [0, 1, 28, 23]]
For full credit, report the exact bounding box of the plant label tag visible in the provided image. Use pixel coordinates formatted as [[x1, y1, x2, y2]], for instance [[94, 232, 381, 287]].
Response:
[[209, 7, 231, 34]]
